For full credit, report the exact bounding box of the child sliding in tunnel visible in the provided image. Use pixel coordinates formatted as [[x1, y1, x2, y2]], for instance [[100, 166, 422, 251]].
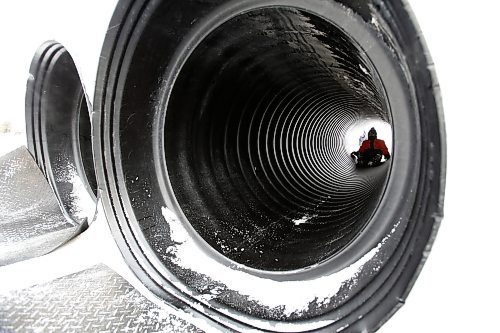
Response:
[[351, 127, 390, 167]]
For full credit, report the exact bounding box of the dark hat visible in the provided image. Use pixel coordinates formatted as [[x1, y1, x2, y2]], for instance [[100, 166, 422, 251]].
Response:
[[368, 127, 377, 139]]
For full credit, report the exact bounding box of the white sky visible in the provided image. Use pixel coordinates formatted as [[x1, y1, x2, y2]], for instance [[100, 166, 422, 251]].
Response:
[[0, 0, 117, 133]]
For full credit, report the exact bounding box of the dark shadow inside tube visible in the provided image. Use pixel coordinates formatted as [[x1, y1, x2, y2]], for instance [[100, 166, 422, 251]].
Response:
[[165, 8, 392, 271], [78, 95, 98, 196]]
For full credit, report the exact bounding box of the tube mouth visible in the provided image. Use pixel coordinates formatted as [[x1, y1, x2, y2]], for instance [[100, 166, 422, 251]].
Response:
[[165, 7, 392, 271], [94, 0, 443, 330], [25, 41, 97, 225]]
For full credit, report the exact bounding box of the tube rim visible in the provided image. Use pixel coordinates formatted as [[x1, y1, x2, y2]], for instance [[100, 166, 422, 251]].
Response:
[[93, 0, 445, 331]]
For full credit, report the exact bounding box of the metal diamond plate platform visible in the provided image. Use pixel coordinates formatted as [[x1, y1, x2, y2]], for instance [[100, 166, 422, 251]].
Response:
[[0, 147, 79, 266], [0, 264, 204, 333]]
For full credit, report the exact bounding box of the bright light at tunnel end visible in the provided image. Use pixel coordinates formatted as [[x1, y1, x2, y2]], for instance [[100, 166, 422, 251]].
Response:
[[345, 119, 393, 156]]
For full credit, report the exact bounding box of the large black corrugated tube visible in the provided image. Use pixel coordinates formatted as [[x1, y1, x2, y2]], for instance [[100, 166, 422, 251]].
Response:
[[93, 0, 445, 331], [165, 8, 392, 270]]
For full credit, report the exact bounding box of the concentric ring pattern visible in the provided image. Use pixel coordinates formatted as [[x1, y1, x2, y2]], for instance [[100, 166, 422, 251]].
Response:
[[165, 8, 392, 271]]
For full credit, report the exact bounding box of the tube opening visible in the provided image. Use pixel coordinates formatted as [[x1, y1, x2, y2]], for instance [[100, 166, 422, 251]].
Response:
[[164, 7, 392, 271]]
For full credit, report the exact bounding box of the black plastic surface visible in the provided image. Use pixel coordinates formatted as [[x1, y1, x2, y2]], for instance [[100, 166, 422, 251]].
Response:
[[93, 0, 445, 332], [25, 41, 97, 227]]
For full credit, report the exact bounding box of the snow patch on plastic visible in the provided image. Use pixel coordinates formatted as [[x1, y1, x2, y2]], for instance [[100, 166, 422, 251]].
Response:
[[52, 156, 95, 224], [292, 214, 316, 226], [161, 206, 401, 328]]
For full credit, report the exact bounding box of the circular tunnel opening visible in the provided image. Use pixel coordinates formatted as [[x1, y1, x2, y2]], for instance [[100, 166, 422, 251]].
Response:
[[165, 7, 392, 271]]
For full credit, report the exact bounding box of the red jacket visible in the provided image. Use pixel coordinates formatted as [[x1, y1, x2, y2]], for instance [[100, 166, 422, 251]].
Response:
[[359, 139, 390, 158]]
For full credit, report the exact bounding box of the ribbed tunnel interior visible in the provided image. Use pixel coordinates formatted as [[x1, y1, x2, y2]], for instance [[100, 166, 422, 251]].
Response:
[[165, 8, 392, 271]]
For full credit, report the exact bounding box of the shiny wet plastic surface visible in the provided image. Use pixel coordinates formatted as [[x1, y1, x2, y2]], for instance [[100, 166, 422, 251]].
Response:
[[0, 147, 78, 266]]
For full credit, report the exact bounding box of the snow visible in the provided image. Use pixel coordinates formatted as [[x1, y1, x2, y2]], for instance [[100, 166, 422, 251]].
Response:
[[161, 207, 401, 330], [0, 134, 26, 157], [359, 64, 369, 75], [291, 214, 316, 226], [66, 166, 96, 223]]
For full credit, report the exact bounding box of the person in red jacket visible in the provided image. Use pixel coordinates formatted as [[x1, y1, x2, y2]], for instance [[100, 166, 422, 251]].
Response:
[[351, 127, 390, 167]]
